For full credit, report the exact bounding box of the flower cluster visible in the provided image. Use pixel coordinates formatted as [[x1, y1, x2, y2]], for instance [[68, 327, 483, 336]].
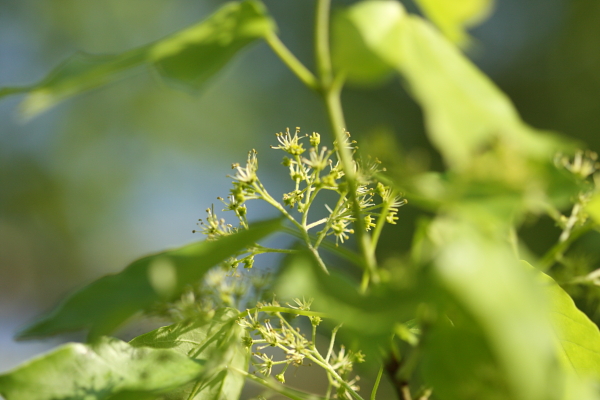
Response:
[[195, 127, 406, 262], [239, 299, 364, 398]]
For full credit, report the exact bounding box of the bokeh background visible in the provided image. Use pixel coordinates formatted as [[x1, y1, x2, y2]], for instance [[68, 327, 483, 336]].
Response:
[[1, 0, 600, 391]]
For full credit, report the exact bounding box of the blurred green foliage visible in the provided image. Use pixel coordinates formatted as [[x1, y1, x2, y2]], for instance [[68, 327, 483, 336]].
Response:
[[2, 0, 600, 399]]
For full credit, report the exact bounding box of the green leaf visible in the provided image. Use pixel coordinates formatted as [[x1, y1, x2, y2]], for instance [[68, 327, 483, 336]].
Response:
[[4, 0, 275, 119], [129, 308, 249, 400], [275, 251, 422, 358], [150, 0, 274, 90], [585, 193, 600, 225], [17, 217, 281, 340], [391, 15, 563, 170], [532, 262, 600, 380], [413, 0, 494, 46], [17, 50, 147, 119], [331, 1, 402, 85], [0, 337, 204, 400], [333, 1, 566, 170], [424, 217, 559, 400]]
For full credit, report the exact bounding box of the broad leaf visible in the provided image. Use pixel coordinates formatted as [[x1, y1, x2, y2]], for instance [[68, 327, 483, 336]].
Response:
[[2, 0, 275, 119], [17, 217, 281, 340], [0, 337, 204, 400], [532, 262, 600, 380], [332, 1, 565, 170], [130, 308, 248, 400], [150, 0, 274, 90], [391, 15, 563, 170], [424, 217, 559, 400], [331, 1, 401, 85], [413, 0, 494, 46], [275, 251, 423, 358]]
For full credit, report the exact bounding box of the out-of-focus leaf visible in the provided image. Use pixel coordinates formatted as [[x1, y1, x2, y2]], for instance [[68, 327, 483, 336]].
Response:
[[391, 15, 564, 171], [150, 0, 274, 90], [331, 1, 402, 85], [585, 193, 600, 225], [4, 0, 275, 119], [275, 251, 423, 358], [333, 1, 567, 171], [17, 217, 281, 340], [130, 308, 248, 400], [425, 217, 559, 400], [530, 262, 600, 380], [421, 304, 513, 400], [413, 0, 494, 46], [0, 337, 204, 400], [18, 51, 147, 119]]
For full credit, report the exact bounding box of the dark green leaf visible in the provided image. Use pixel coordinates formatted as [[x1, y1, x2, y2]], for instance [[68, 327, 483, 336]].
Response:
[[0, 337, 204, 400], [4, 0, 275, 119], [17, 217, 281, 340], [130, 308, 248, 400]]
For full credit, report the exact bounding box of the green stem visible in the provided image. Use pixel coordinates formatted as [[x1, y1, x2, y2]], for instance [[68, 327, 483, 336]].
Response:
[[325, 324, 341, 363], [314, 0, 377, 286], [314, 0, 333, 87], [371, 199, 392, 250], [324, 66, 378, 288], [539, 222, 594, 271], [314, 194, 348, 248], [253, 245, 299, 255], [265, 32, 319, 91], [308, 353, 365, 400], [260, 306, 329, 318], [281, 225, 362, 269], [371, 365, 384, 400], [306, 217, 328, 230], [233, 366, 324, 400], [254, 181, 329, 273]]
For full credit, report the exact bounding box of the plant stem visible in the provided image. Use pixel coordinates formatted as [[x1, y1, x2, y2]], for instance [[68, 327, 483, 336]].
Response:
[[370, 365, 384, 400], [325, 324, 341, 363], [260, 306, 328, 318], [281, 225, 363, 268], [254, 181, 329, 273], [314, 0, 333, 88], [539, 222, 594, 271], [233, 366, 324, 400], [315, 0, 378, 287], [253, 245, 298, 254], [265, 32, 320, 91]]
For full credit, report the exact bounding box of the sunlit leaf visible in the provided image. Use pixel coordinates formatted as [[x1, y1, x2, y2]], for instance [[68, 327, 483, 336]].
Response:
[[391, 15, 563, 170], [275, 251, 422, 358], [18, 50, 147, 119], [17, 217, 281, 340], [150, 0, 274, 90], [331, 1, 402, 85], [0, 337, 204, 400], [130, 308, 248, 400], [425, 217, 559, 400], [333, 1, 566, 170], [585, 193, 600, 225], [413, 0, 494, 46], [531, 262, 600, 380], [3, 0, 275, 119]]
